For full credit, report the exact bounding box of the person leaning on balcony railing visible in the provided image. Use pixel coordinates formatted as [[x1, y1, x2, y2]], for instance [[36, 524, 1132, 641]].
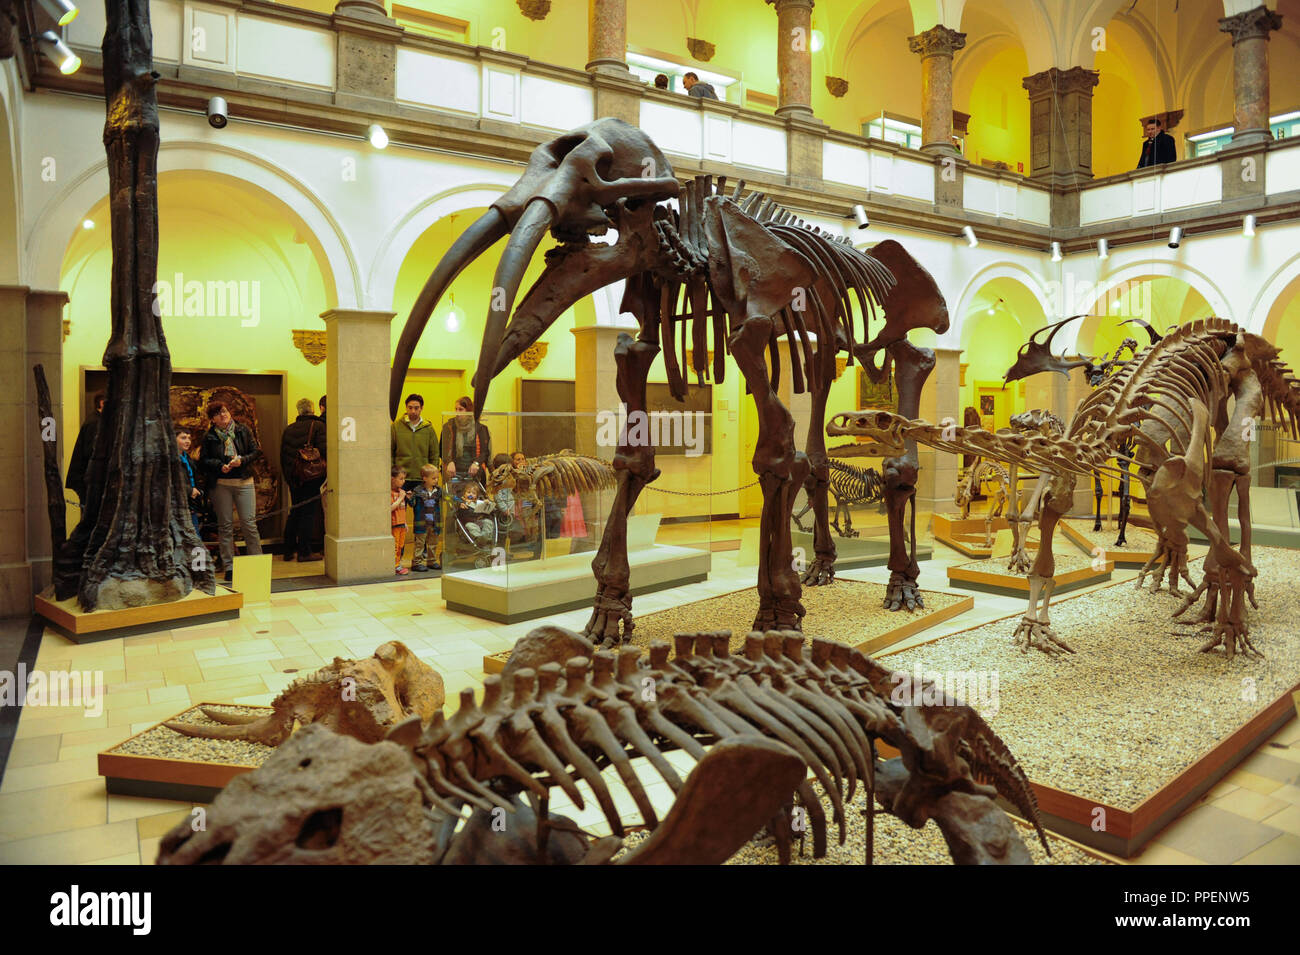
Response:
[[653, 73, 669, 90], [683, 71, 718, 100], [1137, 117, 1176, 169]]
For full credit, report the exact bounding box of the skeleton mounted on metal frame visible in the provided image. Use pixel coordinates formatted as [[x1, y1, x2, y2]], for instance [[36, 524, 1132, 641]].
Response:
[[792, 458, 886, 539], [390, 118, 949, 645], [830, 318, 1300, 659], [954, 457, 1010, 549]]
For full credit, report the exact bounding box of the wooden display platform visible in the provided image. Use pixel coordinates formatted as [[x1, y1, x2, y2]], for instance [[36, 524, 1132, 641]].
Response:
[[932, 512, 1008, 558], [1013, 686, 1298, 858], [36, 586, 243, 643], [946, 556, 1112, 596], [98, 703, 271, 803], [482, 587, 975, 674]]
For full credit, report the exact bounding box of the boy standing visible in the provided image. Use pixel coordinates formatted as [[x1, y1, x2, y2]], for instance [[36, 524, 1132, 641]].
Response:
[[176, 428, 203, 537], [391, 466, 410, 575], [411, 463, 443, 572]]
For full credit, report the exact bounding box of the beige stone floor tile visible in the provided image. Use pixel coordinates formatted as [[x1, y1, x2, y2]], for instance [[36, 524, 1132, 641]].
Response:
[[107, 701, 197, 728], [152, 649, 198, 669], [1267, 783, 1300, 805], [1227, 770, 1284, 795], [0, 820, 138, 864], [86, 851, 141, 864], [1262, 803, 1300, 836], [146, 685, 192, 705], [1233, 832, 1300, 864], [197, 660, 275, 681], [1266, 743, 1300, 764], [123, 632, 174, 647], [0, 778, 105, 841], [102, 689, 151, 709], [5, 734, 61, 769], [1131, 842, 1206, 865], [58, 740, 121, 762], [268, 655, 325, 672], [14, 711, 107, 738], [164, 666, 204, 685], [0, 755, 101, 795], [123, 665, 165, 683], [1213, 787, 1290, 821], [1152, 804, 1281, 864], [106, 794, 191, 824], [59, 724, 133, 748], [136, 809, 194, 840], [123, 644, 160, 659], [1272, 719, 1300, 746]]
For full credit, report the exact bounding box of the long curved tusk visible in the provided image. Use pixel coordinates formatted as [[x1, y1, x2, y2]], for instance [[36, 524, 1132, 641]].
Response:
[[472, 199, 554, 420], [389, 208, 509, 418]]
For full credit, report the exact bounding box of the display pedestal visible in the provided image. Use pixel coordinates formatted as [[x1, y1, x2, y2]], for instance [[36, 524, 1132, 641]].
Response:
[[946, 554, 1112, 596], [35, 586, 243, 643], [932, 511, 1008, 558]]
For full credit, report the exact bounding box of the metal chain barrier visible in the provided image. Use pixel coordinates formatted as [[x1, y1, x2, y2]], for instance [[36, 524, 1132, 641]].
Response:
[[643, 480, 759, 497]]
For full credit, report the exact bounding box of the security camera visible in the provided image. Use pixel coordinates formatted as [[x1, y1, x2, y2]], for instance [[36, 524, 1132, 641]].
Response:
[[207, 96, 228, 129]]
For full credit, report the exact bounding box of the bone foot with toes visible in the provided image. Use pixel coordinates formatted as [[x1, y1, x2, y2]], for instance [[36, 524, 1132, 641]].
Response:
[[801, 559, 836, 587], [1012, 617, 1075, 655], [583, 589, 634, 648], [882, 573, 924, 612]]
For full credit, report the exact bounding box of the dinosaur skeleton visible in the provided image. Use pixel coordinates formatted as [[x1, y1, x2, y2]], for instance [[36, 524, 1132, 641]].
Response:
[[159, 627, 1048, 865], [954, 458, 1010, 548], [793, 459, 885, 538], [831, 319, 1300, 659], [390, 119, 948, 643]]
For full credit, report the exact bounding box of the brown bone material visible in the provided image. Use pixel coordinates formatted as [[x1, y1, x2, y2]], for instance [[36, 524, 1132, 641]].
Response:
[[831, 319, 1300, 658], [390, 120, 947, 643], [158, 626, 1046, 865], [163, 641, 444, 746]]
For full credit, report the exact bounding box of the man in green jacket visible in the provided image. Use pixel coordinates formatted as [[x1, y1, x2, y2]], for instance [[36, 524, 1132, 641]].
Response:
[[392, 393, 438, 497]]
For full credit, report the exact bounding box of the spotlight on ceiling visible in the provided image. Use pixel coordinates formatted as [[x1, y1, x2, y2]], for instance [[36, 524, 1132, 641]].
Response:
[[206, 96, 228, 129], [851, 204, 869, 230], [1097, 238, 1109, 260], [36, 31, 80, 74], [1168, 226, 1183, 249], [962, 225, 978, 248], [367, 124, 389, 149], [1050, 241, 1062, 262], [810, 29, 825, 53], [1243, 214, 1256, 238], [81, 219, 94, 230], [38, 0, 79, 26]]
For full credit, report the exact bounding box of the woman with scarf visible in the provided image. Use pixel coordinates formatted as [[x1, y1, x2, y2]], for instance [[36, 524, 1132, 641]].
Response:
[[439, 396, 492, 488], [200, 401, 264, 582]]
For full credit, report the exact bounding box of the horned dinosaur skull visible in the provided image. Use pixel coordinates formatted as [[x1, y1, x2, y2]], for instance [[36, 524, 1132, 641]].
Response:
[[390, 118, 681, 418]]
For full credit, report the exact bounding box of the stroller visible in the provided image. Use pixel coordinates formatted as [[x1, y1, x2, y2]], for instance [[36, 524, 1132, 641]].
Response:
[[447, 477, 512, 569]]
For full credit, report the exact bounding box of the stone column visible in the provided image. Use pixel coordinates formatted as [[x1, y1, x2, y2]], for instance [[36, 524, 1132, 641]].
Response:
[[587, 0, 629, 75], [25, 291, 67, 596], [1022, 66, 1099, 187], [767, 0, 815, 121], [1218, 5, 1283, 148], [321, 308, 396, 584], [915, 347, 961, 514], [572, 324, 626, 461], [908, 25, 966, 156], [0, 286, 32, 615]]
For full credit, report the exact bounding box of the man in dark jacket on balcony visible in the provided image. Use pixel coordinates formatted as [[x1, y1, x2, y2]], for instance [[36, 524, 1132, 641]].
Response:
[[1137, 117, 1176, 168], [683, 72, 718, 100], [280, 398, 326, 562]]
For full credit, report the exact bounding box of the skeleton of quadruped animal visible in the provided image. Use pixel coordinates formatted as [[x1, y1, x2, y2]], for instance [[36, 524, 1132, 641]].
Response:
[[830, 319, 1300, 659], [390, 118, 949, 643], [158, 627, 1048, 865], [792, 459, 886, 539], [954, 458, 1010, 548]]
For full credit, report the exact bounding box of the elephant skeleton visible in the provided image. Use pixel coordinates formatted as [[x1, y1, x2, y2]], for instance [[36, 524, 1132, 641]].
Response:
[[390, 118, 949, 643], [831, 319, 1300, 659]]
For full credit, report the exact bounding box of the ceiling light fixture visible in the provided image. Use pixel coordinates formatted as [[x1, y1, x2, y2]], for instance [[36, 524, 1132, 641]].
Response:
[[1168, 226, 1183, 249], [38, 0, 79, 26], [962, 225, 978, 248], [1243, 214, 1256, 237], [1097, 238, 1109, 260], [1050, 241, 1062, 262], [851, 204, 869, 229], [36, 31, 80, 74], [367, 124, 388, 149]]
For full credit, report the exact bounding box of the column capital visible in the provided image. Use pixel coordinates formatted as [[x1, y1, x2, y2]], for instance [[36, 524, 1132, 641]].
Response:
[[320, 307, 396, 325], [765, 0, 815, 11], [1218, 5, 1283, 45], [1022, 65, 1099, 98], [908, 24, 966, 58]]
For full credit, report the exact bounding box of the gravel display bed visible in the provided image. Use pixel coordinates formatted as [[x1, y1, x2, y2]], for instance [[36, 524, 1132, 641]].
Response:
[[884, 545, 1300, 809], [1062, 520, 1164, 555], [628, 581, 968, 654], [954, 552, 1098, 578], [109, 704, 275, 768]]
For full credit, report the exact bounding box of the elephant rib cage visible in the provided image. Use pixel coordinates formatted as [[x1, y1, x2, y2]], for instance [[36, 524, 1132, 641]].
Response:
[[652, 175, 896, 404], [392, 632, 1048, 862]]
